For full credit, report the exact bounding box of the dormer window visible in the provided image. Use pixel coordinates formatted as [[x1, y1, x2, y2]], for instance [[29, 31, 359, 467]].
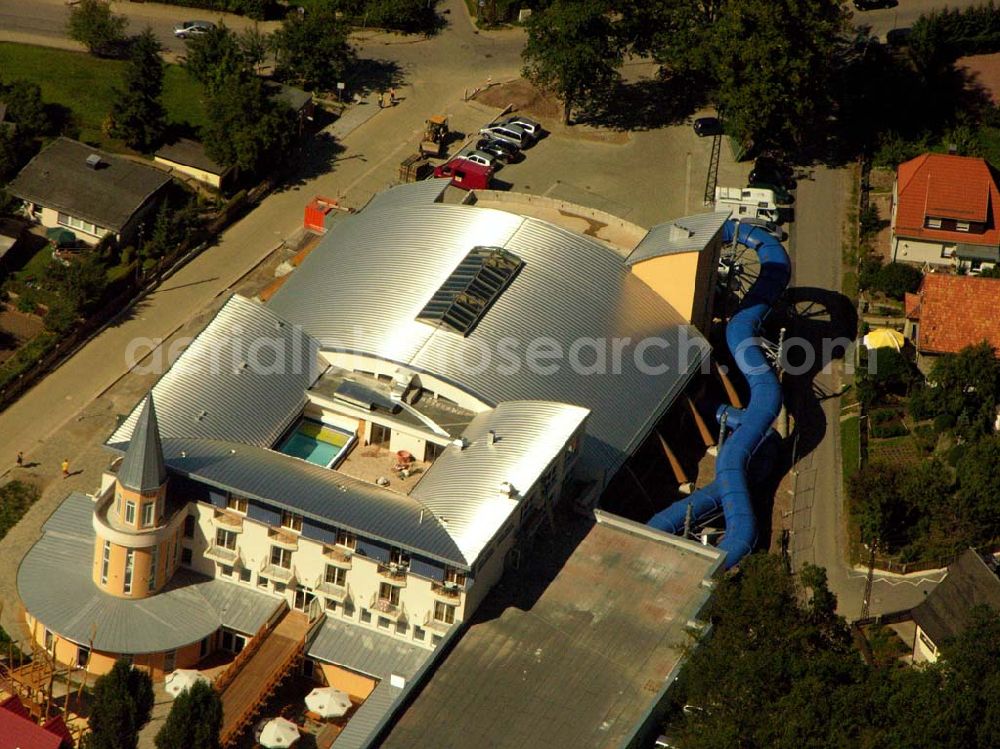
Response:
[[927, 217, 942, 229], [957, 221, 971, 232]]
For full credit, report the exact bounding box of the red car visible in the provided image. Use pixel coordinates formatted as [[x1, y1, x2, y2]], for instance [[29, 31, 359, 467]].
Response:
[[433, 158, 493, 190]]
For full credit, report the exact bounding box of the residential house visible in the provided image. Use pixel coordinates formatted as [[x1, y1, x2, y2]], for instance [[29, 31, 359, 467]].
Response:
[[891, 153, 1000, 271], [266, 81, 315, 135], [911, 548, 1000, 662], [154, 138, 234, 190], [904, 273, 1000, 368], [7, 137, 172, 247]]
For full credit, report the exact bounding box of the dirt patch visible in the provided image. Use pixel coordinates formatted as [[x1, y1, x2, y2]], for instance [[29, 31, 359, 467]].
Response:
[[869, 167, 895, 193], [872, 193, 894, 262], [474, 79, 631, 145], [958, 52, 1000, 105], [0, 306, 44, 366], [559, 209, 608, 238]]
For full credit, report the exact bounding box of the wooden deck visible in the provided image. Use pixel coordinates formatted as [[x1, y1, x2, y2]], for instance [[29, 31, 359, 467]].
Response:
[[219, 610, 310, 747]]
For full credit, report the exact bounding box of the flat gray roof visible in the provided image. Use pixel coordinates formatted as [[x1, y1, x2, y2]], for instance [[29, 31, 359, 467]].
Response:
[[17, 492, 283, 653], [8, 138, 171, 232], [307, 617, 432, 749], [380, 514, 723, 749]]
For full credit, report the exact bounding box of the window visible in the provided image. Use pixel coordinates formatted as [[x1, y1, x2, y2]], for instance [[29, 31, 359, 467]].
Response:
[[57, 212, 100, 236], [302, 659, 315, 680], [44, 628, 53, 652], [240, 567, 252, 583], [149, 545, 159, 590], [274, 582, 287, 594], [163, 650, 176, 673], [227, 496, 248, 513], [927, 217, 942, 229], [432, 634, 443, 646], [199, 636, 210, 658], [425, 441, 444, 462], [181, 547, 192, 565], [360, 609, 372, 624], [258, 576, 269, 589], [270, 546, 292, 569], [378, 582, 400, 606], [444, 568, 466, 587], [221, 565, 234, 578], [370, 423, 391, 447], [77, 645, 91, 667], [396, 621, 408, 635], [124, 501, 136, 525], [141, 502, 155, 528], [325, 565, 346, 587], [325, 598, 338, 612], [123, 549, 135, 595], [336, 528, 356, 550], [390, 548, 410, 570], [957, 221, 971, 232], [173, 534, 181, 566], [378, 616, 391, 630], [115, 492, 122, 515], [216, 528, 237, 550], [433, 601, 456, 624], [220, 631, 246, 654], [183, 515, 195, 538], [281, 511, 303, 532], [413, 626, 426, 641], [101, 540, 111, 584]]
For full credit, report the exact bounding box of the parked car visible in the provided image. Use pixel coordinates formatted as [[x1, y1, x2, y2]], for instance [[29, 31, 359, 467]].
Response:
[[498, 114, 543, 139], [479, 123, 530, 149], [455, 149, 497, 169], [854, 0, 896, 9], [174, 20, 216, 38], [475, 137, 519, 162], [736, 217, 787, 242], [693, 117, 723, 137], [748, 181, 794, 205], [433, 158, 493, 190], [749, 156, 795, 189]]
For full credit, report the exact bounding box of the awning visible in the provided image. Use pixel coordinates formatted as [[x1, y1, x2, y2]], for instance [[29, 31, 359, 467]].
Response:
[[862, 328, 905, 351], [955, 242, 999, 261], [45, 227, 77, 246]]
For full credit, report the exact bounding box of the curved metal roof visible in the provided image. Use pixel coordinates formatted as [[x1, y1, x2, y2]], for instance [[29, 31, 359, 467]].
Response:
[[410, 401, 589, 563], [160, 438, 468, 566], [267, 184, 709, 477], [108, 294, 320, 449]]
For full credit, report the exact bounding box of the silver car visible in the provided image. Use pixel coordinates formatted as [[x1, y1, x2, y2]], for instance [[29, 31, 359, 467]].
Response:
[[174, 21, 216, 39], [499, 114, 542, 138], [456, 149, 498, 168], [479, 123, 529, 149]]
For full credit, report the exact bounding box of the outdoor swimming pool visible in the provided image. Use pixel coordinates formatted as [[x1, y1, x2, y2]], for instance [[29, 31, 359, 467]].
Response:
[[277, 419, 354, 468]]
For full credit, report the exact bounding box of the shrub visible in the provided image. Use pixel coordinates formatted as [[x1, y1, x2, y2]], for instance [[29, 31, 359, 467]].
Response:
[[871, 422, 908, 438], [870, 408, 900, 425], [874, 262, 923, 300], [913, 424, 937, 454], [860, 203, 881, 238], [946, 443, 966, 466], [934, 412, 957, 433], [858, 254, 883, 291], [908, 385, 936, 420]]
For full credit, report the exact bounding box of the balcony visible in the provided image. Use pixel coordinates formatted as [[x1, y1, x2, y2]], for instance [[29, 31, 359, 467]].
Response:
[[377, 563, 408, 584], [323, 545, 353, 568], [315, 579, 352, 602], [268, 527, 299, 550], [212, 510, 244, 531], [205, 543, 240, 565], [370, 593, 406, 622], [423, 611, 455, 632], [431, 581, 462, 601], [260, 561, 296, 583]]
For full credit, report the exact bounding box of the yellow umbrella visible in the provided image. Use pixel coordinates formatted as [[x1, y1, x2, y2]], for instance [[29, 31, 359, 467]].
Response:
[[862, 328, 905, 351]]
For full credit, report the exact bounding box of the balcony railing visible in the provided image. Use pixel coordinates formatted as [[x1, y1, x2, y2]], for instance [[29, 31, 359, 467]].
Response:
[[376, 563, 408, 584], [370, 593, 407, 622], [323, 545, 353, 567], [423, 611, 455, 632], [205, 544, 240, 565], [267, 527, 299, 550], [260, 560, 296, 583], [212, 510, 244, 531], [431, 581, 462, 600], [315, 576, 352, 602]]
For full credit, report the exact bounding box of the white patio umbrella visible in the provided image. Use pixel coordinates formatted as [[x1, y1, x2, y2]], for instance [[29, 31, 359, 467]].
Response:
[[305, 686, 352, 718], [164, 669, 210, 699], [257, 717, 300, 748]]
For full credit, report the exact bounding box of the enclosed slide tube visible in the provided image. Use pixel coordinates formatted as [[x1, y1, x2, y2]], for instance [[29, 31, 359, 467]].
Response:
[[648, 220, 791, 569]]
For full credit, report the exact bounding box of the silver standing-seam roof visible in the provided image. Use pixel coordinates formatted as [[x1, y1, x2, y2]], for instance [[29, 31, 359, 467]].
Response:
[[267, 184, 710, 477], [117, 394, 166, 493], [410, 401, 589, 563], [306, 616, 431, 749], [17, 493, 283, 653], [625, 210, 731, 266], [159, 438, 468, 567], [108, 294, 321, 449]]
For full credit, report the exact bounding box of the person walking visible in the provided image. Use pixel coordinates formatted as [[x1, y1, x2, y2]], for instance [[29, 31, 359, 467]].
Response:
[[16, 451, 23, 468], [390, 87, 397, 105], [377, 90, 384, 109], [61, 458, 69, 478]]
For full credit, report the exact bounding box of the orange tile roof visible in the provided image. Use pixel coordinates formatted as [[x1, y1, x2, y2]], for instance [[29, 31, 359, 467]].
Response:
[[904, 291, 921, 319], [913, 273, 1000, 356], [895, 153, 1000, 245]]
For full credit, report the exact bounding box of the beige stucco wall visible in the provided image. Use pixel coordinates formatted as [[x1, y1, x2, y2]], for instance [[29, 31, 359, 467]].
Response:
[[153, 156, 224, 188], [914, 625, 939, 663], [320, 663, 376, 701], [36, 206, 113, 245], [630, 252, 700, 325]]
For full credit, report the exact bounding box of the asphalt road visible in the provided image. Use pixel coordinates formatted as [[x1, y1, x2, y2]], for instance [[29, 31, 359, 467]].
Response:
[[854, 0, 989, 37]]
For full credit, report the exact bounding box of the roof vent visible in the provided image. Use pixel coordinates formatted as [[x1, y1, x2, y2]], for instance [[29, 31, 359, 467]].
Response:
[[196, 409, 207, 421], [180, 451, 187, 458], [85, 153, 103, 170], [452, 437, 469, 450], [499, 481, 513, 496], [487, 429, 497, 446]]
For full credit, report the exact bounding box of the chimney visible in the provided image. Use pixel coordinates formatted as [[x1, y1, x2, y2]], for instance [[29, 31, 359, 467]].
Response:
[[85, 153, 102, 170], [487, 429, 497, 446], [947, 143, 958, 155]]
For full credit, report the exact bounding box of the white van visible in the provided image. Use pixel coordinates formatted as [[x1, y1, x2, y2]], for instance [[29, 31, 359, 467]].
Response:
[[714, 186, 780, 223]]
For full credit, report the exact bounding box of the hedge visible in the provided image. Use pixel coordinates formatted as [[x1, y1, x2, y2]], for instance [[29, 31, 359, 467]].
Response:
[[156, 0, 278, 21]]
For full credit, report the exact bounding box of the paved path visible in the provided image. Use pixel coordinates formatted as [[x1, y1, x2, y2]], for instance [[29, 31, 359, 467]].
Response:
[[785, 166, 942, 620]]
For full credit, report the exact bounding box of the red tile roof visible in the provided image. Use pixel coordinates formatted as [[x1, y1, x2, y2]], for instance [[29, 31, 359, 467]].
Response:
[[904, 292, 921, 320], [912, 273, 1000, 356], [0, 696, 67, 749], [895, 153, 1000, 245]]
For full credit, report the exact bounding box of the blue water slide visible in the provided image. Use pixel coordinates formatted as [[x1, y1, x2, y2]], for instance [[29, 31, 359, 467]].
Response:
[[648, 220, 791, 569]]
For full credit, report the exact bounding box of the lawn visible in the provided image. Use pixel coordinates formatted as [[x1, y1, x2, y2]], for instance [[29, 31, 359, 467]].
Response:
[[0, 43, 208, 150], [841, 415, 860, 487]]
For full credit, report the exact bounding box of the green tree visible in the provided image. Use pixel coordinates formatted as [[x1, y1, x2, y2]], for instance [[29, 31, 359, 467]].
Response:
[[66, 0, 128, 58], [240, 24, 270, 74], [706, 0, 849, 151], [955, 437, 1000, 539], [521, 0, 623, 124], [85, 659, 154, 749], [874, 262, 923, 300], [619, 0, 724, 80], [108, 29, 166, 151], [927, 342, 1000, 438], [183, 23, 253, 95], [203, 76, 296, 173], [272, 6, 354, 91], [848, 461, 914, 549], [1, 80, 50, 137], [154, 680, 223, 749], [47, 254, 109, 314]]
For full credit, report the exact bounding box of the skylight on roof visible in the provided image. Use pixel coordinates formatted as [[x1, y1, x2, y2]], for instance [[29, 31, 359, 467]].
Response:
[[417, 246, 523, 336]]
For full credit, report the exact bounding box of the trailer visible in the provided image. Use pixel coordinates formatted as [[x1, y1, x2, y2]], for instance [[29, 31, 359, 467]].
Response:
[[714, 186, 780, 223], [398, 153, 433, 183]]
